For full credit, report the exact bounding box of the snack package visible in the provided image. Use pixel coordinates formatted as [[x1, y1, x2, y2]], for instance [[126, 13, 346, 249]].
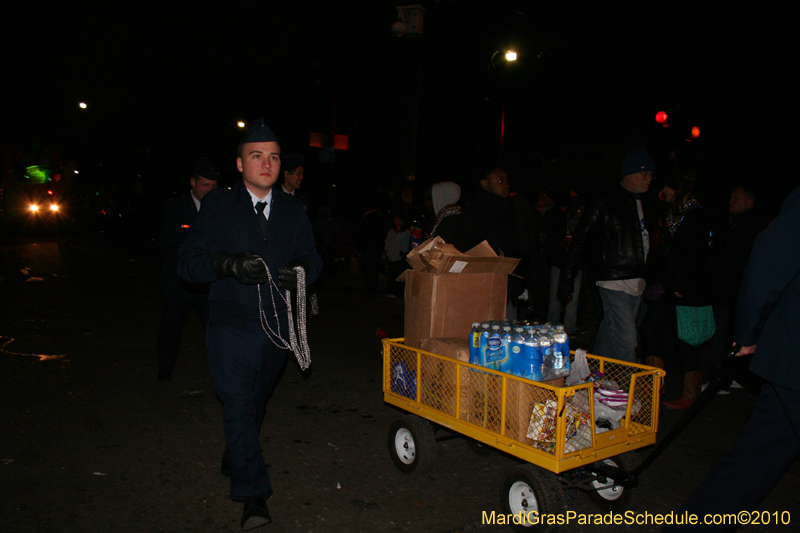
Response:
[[526, 394, 591, 453]]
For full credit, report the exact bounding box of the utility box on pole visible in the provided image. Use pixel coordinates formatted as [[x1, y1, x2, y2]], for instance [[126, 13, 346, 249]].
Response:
[[395, 5, 425, 37]]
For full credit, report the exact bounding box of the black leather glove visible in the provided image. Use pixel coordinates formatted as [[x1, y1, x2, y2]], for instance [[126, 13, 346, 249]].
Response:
[[277, 258, 309, 291], [213, 251, 268, 285]]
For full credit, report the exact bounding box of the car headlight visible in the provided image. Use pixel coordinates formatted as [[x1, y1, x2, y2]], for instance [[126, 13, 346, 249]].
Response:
[[29, 204, 39, 213], [50, 204, 59, 212]]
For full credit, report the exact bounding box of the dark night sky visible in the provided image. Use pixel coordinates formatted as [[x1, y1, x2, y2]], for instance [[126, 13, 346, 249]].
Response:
[[3, 1, 796, 206]]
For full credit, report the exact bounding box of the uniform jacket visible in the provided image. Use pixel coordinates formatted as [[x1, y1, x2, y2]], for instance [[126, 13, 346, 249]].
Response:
[[280, 186, 308, 210], [177, 180, 322, 332], [159, 192, 207, 294], [736, 187, 800, 390], [561, 184, 657, 285]]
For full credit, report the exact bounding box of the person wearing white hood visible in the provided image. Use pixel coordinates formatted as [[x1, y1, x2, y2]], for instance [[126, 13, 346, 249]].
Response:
[[430, 181, 462, 242]]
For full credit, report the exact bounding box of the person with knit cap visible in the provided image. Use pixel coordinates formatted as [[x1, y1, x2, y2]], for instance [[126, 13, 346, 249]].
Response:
[[558, 148, 658, 363]]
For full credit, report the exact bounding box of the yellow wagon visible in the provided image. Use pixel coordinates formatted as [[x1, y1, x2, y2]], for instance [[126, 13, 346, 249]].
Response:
[[383, 338, 666, 531]]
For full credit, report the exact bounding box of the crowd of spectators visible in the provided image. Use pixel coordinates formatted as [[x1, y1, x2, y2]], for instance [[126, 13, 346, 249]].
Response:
[[347, 148, 778, 416]]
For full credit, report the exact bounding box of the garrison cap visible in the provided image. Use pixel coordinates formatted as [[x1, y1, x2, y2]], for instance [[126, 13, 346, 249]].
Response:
[[281, 153, 305, 171], [239, 117, 279, 145], [193, 158, 218, 181]]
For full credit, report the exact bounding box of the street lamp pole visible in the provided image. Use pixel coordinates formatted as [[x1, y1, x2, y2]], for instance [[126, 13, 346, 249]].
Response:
[[485, 50, 516, 163], [392, 5, 425, 187]]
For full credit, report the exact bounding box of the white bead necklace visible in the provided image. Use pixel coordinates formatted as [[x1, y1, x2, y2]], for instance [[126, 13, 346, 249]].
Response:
[[256, 259, 312, 371]]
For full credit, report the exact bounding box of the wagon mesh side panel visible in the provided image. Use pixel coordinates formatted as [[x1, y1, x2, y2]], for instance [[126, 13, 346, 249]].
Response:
[[386, 344, 418, 400], [586, 355, 658, 436], [628, 372, 656, 435], [384, 340, 660, 466], [459, 367, 503, 434], [419, 352, 457, 417], [564, 389, 593, 453], [587, 358, 635, 392], [504, 380, 558, 456]]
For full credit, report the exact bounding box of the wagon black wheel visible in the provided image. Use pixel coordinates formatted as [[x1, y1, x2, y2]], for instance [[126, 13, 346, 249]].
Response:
[[388, 415, 436, 474], [501, 465, 567, 532], [585, 452, 639, 511]]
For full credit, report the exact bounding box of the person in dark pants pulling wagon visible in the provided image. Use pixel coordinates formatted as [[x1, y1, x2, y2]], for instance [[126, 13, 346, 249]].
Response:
[[178, 118, 322, 531], [662, 186, 800, 532]]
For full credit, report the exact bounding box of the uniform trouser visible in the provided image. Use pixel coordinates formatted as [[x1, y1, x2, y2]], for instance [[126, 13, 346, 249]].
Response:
[[207, 320, 288, 501], [662, 382, 800, 532], [593, 287, 641, 363], [157, 290, 210, 372]]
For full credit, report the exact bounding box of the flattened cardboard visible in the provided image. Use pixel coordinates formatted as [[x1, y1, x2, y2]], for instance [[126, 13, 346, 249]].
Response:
[[405, 237, 520, 275], [405, 236, 447, 273]]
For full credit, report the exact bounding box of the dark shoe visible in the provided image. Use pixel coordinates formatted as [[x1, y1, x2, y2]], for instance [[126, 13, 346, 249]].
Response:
[[241, 496, 271, 531], [220, 462, 231, 478], [157, 369, 172, 381]]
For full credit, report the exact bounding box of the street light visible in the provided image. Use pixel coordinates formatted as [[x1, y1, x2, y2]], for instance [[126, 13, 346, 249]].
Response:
[[486, 50, 518, 162], [237, 121, 245, 128], [79, 102, 87, 109]]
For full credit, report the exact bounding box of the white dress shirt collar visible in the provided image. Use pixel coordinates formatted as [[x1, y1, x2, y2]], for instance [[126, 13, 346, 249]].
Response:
[[246, 188, 272, 220], [190, 191, 202, 212]]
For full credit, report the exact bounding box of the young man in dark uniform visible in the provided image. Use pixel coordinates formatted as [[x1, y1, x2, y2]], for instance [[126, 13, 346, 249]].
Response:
[[178, 118, 322, 531], [156, 158, 218, 381]]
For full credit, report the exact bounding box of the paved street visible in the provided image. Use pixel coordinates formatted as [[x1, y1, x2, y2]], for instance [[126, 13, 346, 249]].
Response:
[[1, 234, 798, 532]]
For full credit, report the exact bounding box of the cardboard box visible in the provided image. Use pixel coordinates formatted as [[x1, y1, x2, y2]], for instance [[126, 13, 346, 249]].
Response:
[[417, 338, 468, 418], [419, 337, 470, 362], [505, 376, 565, 443], [402, 239, 520, 349], [417, 337, 564, 433], [405, 237, 520, 275]]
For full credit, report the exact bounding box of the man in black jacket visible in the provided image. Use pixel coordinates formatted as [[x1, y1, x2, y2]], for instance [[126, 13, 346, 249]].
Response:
[[455, 167, 536, 319], [662, 186, 800, 533], [156, 159, 218, 381], [558, 148, 657, 362]]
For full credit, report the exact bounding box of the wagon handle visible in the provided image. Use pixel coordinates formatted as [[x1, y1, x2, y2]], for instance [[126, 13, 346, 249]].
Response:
[[629, 348, 739, 483]]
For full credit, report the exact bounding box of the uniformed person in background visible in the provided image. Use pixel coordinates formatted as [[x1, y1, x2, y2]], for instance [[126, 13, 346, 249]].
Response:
[[279, 153, 322, 315], [278, 153, 307, 208], [156, 158, 218, 381], [178, 118, 322, 531]]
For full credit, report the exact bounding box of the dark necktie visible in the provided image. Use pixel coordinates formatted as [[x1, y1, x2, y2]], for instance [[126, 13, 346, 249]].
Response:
[[255, 201, 268, 242]]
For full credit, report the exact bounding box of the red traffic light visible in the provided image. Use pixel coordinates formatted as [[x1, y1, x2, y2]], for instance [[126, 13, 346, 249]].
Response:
[[655, 111, 668, 124]]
